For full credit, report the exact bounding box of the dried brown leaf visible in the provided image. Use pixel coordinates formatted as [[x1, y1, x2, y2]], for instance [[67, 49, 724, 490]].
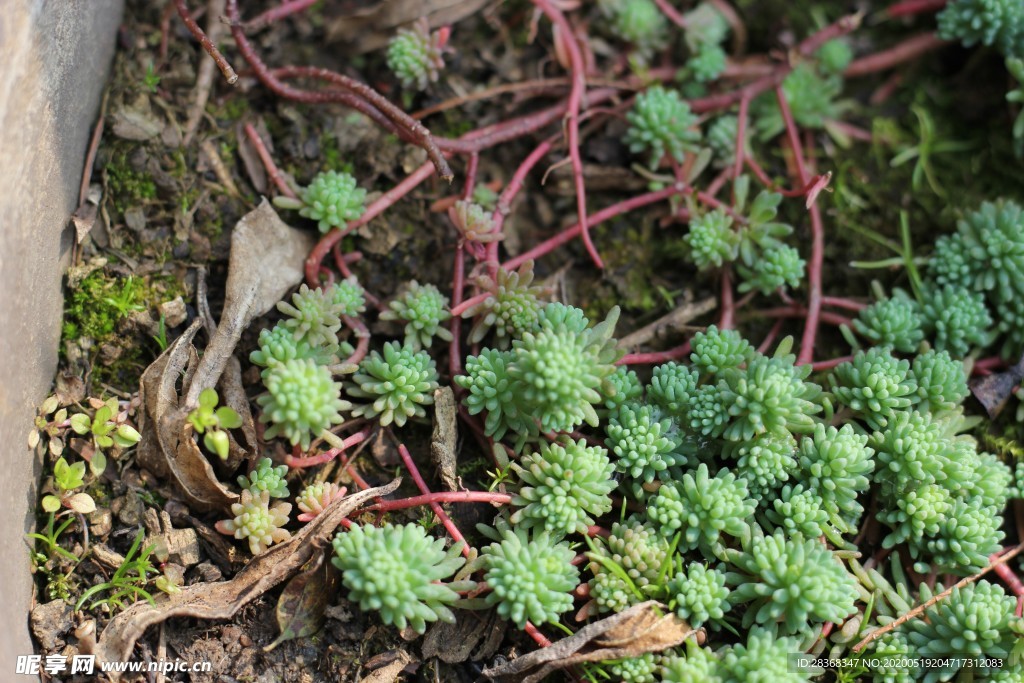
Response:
[[430, 387, 458, 492], [216, 356, 258, 473], [362, 650, 415, 683], [971, 353, 1024, 418], [95, 480, 400, 677], [264, 552, 340, 652], [326, 0, 488, 53], [422, 609, 505, 663], [483, 602, 701, 683]]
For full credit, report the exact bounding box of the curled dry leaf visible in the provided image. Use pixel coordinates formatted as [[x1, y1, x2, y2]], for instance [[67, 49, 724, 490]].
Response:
[[483, 601, 702, 683], [326, 0, 488, 53], [361, 649, 415, 683], [264, 552, 340, 652], [183, 199, 315, 407], [971, 353, 1024, 418], [95, 479, 401, 677], [422, 609, 505, 663], [430, 386, 459, 492]]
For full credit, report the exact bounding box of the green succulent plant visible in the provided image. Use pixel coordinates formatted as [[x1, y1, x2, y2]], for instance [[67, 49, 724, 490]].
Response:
[[754, 63, 842, 140], [1008, 58, 1024, 157], [688, 42, 727, 83], [187, 388, 243, 460], [853, 296, 925, 353], [871, 409, 954, 495], [386, 19, 446, 90], [510, 438, 616, 535], [647, 362, 700, 415], [605, 402, 688, 493], [966, 451, 1014, 510], [237, 457, 289, 498], [331, 523, 471, 633], [275, 170, 368, 233], [727, 528, 859, 634], [719, 626, 810, 682], [625, 86, 701, 166], [736, 244, 805, 295], [707, 115, 747, 169], [726, 433, 797, 499], [587, 519, 669, 613], [816, 38, 854, 75], [249, 323, 338, 372], [662, 643, 723, 683], [348, 341, 439, 427], [647, 463, 756, 552], [276, 284, 343, 349], [830, 347, 919, 430], [599, 0, 670, 57], [797, 423, 875, 533], [380, 281, 453, 350], [668, 563, 731, 627], [607, 654, 658, 683], [690, 326, 754, 377], [920, 284, 993, 358], [296, 481, 346, 521], [459, 262, 546, 347], [764, 484, 832, 540], [878, 482, 953, 549], [937, 0, 1024, 58], [257, 358, 351, 450], [480, 525, 579, 628], [870, 630, 918, 683], [454, 348, 527, 441], [925, 498, 1004, 574], [911, 349, 969, 412], [599, 366, 644, 416], [684, 209, 740, 270], [327, 277, 367, 318], [215, 489, 292, 555], [907, 580, 1017, 681]]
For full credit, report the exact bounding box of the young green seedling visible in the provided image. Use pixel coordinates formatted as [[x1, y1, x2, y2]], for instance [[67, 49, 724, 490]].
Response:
[[187, 388, 243, 460]]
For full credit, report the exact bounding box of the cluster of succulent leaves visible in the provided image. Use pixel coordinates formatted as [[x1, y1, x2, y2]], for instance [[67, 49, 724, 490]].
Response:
[[385, 19, 446, 91], [187, 388, 242, 460]]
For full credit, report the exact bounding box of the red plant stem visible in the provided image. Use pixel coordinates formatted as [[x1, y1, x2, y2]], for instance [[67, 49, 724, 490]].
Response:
[[243, 123, 297, 198], [732, 95, 750, 196], [886, 0, 947, 18], [523, 621, 554, 648], [286, 428, 371, 468], [653, 0, 687, 28], [173, 0, 239, 84], [342, 315, 371, 366], [366, 491, 513, 511], [719, 269, 735, 329], [450, 291, 492, 318], [758, 306, 853, 328], [491, 136, 557, 275], [757, 319, 786, 354], [503, 183, 688, 270], [619, 342, 692, 366], [225, 1, 453, 181], [774, 86, 824, 366], [844, 33, 949, 78], [745, 155, 776, 187], [398, 444, 471, 558], [450, 245, 466, 377], [244, 0, 320, 30], [306, 160, 437, 286], [989, 552, 1024, 597], [532, 0, 601, 269], [973, 356, 1008, 371], [821, 296, 866, 312], [811, 355, 854, 372]]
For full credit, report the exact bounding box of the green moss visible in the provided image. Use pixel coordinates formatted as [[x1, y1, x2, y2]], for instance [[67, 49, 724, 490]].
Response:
[[105, 146, 157, 212]]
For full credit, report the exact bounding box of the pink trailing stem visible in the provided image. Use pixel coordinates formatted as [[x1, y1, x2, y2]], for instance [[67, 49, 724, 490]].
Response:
[[757, 319, 786, 354], [989, 552, 1024, 597], [285, 428, 371, 469], [844, 33, 950, 78], [243, 123, 297, 198], [398, 444, 471, 558], [342, 315, 371, 366], [450, 245, 466, 378], [757, 306, 853, 328], [366, 491, 513, 512], [450, 291, 492, 318], [653, 0, 687, 28], [244, 0, 321, 31], [821, 296, 867, 312], [524, 622, 554, 648], [973, 356, 1008, 372], [173, 0, 239, 84], [531, 0, 602, 269], [811, 355, 854, 372], [619, 341, 692, 366], [305, 160, 438, 286], [773, 85, 825, 366], [331, 244, 383, 311], [732, 95, 750, 196], [503, 183, 688, 270], [886, 0, 948, 18], [719, 269, 735, 329]]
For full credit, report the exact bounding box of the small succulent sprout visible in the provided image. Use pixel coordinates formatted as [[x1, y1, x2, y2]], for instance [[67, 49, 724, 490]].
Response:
[[920, 284, 993, 358], [727, 528, 860, 634], [331, 523, 470, 634], [326, 276, 367, 318], [587, 520, 669, 613], [448, 200, 502, 249], [870, 631, 918, 683], [42, 457, 96, 514], [725, 433, 797, 499], [687, 42, 727, 83], [719, 627, 807, 682], [668, 563, 731, 627], [454, 348, 525, 441], [598, 0, 669, 58], [1008, 58, 1024, 156], [608, 654, 658, 683], [380, 281, 453, 350], [661, 641, 723, 683], [296, 482, 347, 522], [928, 232, 973, 290], [275, 170, 368, 233], [605, 402, 688, 493], [647, 361, 699, 415], [754, 63, 841, 140], [187, 388, 243, 461], [937, 0, 1024, 58], [598, 366, 644, 416], [625, 86, 701, 167], [649, 463, 756, 552], [853, 295, 925, 353], [257, 358, 351, 450], [830, 346, 919, 430], [706, 115, 747, 169], [237, 457, 289, 498], [815, 38, 854, 75], [386, 18, 446, 91], [925, 498, 1004, 574], [460, 261, 547, 347], [684, 208, 740, 270], [716, 351, 822, 442], [69, 398, 141, 460], [966, 451, 1014, 510], [878, 482, 953, 549], [686, 383, 730, 437], [736, 189, 794, 264], [215, 488, 292, 555], [510, 438, 616, 536], [764, 484, 832, 539], [949, 200, 1024, 299], [682, 2, 729, 52], [348, 341, 439, 427], [277, 284, 343, 349], [911, 349, 968, 412], [907, 580, 1018, 681], [736, 244, 805, 295], [481, 525, 579, 628], [250, 323, 338, 372], [798, 423, 874, 533]]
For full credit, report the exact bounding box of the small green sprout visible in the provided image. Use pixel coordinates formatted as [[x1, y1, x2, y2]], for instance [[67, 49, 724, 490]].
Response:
[[216, 489, 292, 555], [937, 0, 1024, 58], [69, 398, 141, 469], [379, 280, 453, 350], [625, 86, 701, 167], [386, 19, 446, 91], [42, 457, 96, 515], [274, 170, 368, 233], [187, 388, 243, 460], [76, 529, 160, 612], [236, 457, 289, 498]]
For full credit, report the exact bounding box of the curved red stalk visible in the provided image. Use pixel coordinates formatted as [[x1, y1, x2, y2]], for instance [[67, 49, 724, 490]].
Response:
[[398, 444, 471, 558], [366, 491, 513, 511], [286, 428, 371, 469], [619, 342, 692, 366]]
